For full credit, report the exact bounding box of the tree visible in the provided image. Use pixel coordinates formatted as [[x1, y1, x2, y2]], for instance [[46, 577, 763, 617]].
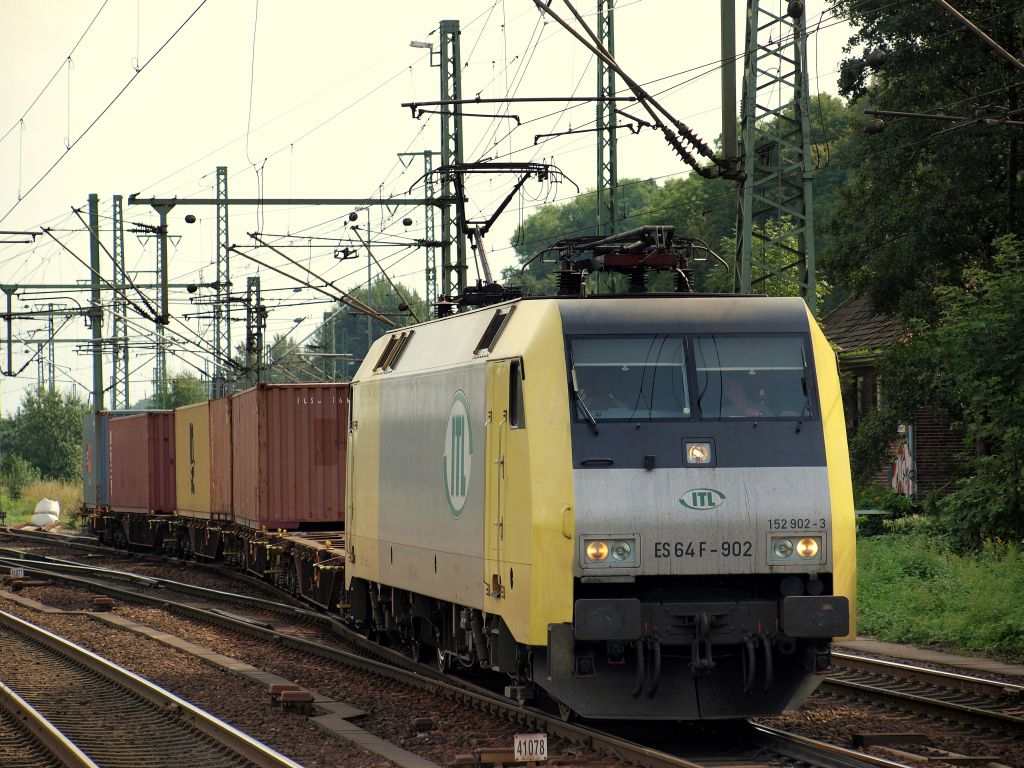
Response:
[[503, 97, 859, 300], [1, 454, 40, 499], [828, 0, 1023, 318], [859, 236, 1024, 546], [152, 373, 209, 409], [310, 279, 422, 380], [708, 219, 834, 312], [2, 388, 88, 482], [265, 333, 321, 383]]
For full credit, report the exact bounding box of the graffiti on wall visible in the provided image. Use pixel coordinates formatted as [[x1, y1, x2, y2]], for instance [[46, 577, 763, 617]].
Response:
[[890, 437, 915, 498]]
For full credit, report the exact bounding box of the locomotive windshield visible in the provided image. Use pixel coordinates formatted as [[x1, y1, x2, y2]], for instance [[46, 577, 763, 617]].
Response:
[[694, 335, 812, 419], [570, 336, 690, 422]]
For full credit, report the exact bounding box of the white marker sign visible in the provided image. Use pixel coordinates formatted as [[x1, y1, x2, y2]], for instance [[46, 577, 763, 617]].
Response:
[[513, 733, 548, 763]]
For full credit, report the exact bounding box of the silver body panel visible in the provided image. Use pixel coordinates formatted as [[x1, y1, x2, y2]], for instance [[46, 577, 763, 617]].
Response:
[[376, 364, 488, 609], [573, 466, 832, 576]]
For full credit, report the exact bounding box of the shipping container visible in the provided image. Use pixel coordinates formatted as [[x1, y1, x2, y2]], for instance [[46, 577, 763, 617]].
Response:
[[231, 383, 348, 530], [108, 412, 176, 514], [174, 402, 211, 517], [82, 411, 142, 507], [209, 397, 233, 517]]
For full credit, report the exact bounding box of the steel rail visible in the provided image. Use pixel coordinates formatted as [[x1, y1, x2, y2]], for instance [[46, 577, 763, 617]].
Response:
[[1, 541, 711, 767], [833, 650, 1024, 697], [826, 654, 1024, 730], [0, 554, 299, 611], [0, 527, 292, 601], [0, 609, 305, 768], [0, 680, 99, 768], [2, 555, 899, 768], [5, 528, 930, 768], [751, 723, 917, 768]]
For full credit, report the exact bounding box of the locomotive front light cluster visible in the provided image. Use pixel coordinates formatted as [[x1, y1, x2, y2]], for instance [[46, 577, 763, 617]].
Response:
[[685, 441, 712, 464], [796, 537, 819, 558], [770, 535, 823, 563], [583, 536, 638, 566], [773, 538, 794, 559]]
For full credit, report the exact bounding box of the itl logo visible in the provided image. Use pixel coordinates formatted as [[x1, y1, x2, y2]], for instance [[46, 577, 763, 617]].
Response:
[[679, 488, 726, 511], [443, 390, 474, 518]]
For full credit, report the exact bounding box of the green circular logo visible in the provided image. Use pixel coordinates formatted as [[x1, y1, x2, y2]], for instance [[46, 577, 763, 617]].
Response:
[[443, 390, 474, 518]]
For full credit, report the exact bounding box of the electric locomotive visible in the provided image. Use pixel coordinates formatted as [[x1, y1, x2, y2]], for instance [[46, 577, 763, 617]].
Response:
[[345, 228, 855, 720]]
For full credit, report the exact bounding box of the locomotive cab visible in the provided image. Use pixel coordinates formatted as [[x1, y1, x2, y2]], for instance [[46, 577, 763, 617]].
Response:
[[535, 296, 855, 719]]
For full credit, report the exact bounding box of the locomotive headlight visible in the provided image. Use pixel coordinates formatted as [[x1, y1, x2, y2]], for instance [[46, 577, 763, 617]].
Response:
[[583, 536, 638, 566], [685, 441, 712, 464], [796, 537, 820, 558], [610, 540, 632, 561], [773, 538, 794, 559]]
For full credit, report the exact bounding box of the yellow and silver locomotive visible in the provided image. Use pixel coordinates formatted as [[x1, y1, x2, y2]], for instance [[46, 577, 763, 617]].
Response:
[[346, 235, 855, 719]]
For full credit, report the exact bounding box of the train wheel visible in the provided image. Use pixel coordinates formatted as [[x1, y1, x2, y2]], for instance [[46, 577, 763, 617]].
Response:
[[557, 701, 574, 722]]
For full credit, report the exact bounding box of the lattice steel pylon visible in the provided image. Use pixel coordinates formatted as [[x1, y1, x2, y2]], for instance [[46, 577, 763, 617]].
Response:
[[735, 0, 817, 314], [439, 19, 467, 299], [596, 0, 619, 236], [398, 150, 440, 311], [214, 166, 231, 397], [111, 195, 129, 409]]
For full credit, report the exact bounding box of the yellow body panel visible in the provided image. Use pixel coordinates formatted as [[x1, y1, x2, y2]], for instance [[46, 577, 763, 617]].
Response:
[[174, 401, 211, 517], [808, 309, 857, 640], [484, 301, 575, 645], [347, 379, 382, 585]]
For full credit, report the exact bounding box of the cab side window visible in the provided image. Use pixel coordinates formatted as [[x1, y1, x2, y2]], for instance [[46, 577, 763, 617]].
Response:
[[509, 359, 525, 429]]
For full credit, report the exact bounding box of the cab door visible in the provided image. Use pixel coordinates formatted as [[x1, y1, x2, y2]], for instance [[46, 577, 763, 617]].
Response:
[[485, 359, 511, 599]]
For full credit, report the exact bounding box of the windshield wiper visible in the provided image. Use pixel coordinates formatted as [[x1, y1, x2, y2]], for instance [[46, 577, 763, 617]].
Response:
[[570, 366, 599, 435]]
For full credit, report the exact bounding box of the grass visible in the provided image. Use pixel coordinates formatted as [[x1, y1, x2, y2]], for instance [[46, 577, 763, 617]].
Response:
[[2, 480, 83, 528], [857, 531, 1024, 662]]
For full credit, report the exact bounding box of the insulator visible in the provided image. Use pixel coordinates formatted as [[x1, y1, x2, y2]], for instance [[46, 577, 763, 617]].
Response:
[[557, 269, 583, 297], [629, 266, 646, 294], [864, 118, 886, 135], [787, 1, 804, 18]]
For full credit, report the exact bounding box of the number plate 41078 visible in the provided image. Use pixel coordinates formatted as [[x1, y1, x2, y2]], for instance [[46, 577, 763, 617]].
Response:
[[513, 733, 548, 763]]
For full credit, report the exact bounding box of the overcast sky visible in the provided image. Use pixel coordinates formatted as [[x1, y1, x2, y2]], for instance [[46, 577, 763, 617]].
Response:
[[0, 1, 854, 413]]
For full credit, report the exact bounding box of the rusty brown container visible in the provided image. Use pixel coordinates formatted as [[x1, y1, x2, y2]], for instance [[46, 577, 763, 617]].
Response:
[[209, 397, 233, 518], [231, 383, 348, 530], [108, 412, 176, 514]]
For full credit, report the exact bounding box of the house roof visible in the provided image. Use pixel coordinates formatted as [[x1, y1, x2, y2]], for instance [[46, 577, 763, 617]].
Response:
[[822, 295, 905, 353]]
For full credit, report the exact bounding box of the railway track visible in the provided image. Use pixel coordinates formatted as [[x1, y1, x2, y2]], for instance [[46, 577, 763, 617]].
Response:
[[1, 529, 912, 768], [827, 650, 1024, 733], [0, 608, 302, 768], [0, 679, 98, 768]]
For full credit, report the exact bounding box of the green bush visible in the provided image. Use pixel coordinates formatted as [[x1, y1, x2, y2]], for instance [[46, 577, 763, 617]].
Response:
[[1, 454, 40, 499], [854, 484, 923, 536], [857, 534, 1024, 661]]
